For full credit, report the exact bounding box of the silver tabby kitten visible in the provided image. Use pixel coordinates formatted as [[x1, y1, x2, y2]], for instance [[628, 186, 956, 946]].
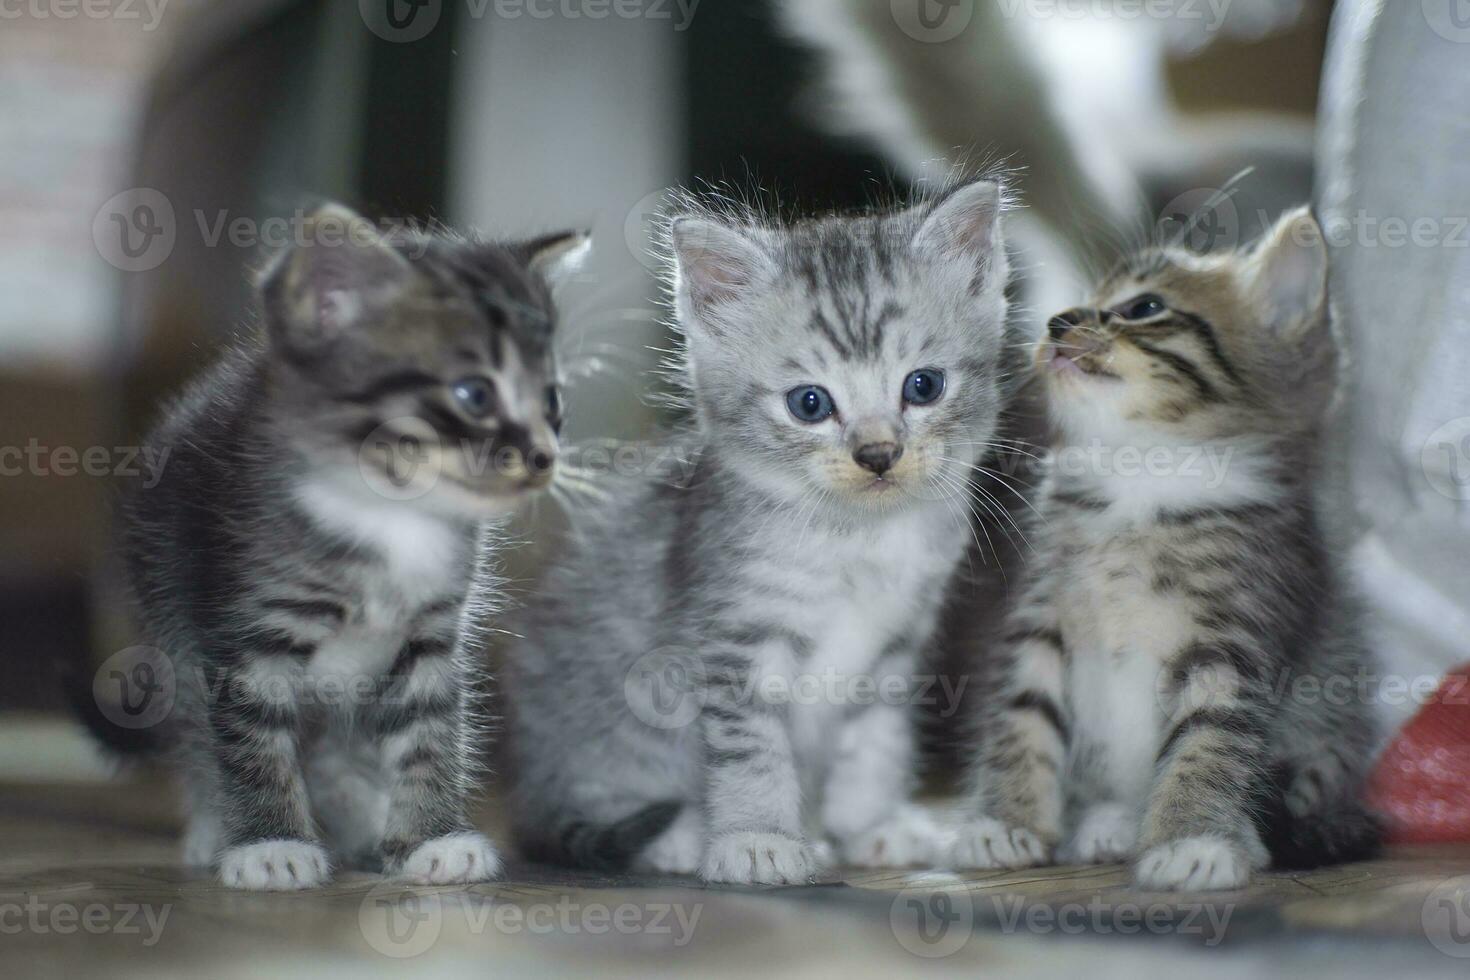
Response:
[[951, 208, 1380, 890], [508, 181, 1011, 884], [110, 205, 585, 890]]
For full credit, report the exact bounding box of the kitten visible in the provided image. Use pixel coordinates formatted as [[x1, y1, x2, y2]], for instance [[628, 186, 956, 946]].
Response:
[[107, 205, 586, 890], [951, 208, 1381, 890], [507, 180, 1013, 884]]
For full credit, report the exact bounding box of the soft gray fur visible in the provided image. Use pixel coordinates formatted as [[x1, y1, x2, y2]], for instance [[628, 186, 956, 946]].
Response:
[[108, 205, 586, 890], [508, 181, 1014, 884], [952, 209, 1381, 890]]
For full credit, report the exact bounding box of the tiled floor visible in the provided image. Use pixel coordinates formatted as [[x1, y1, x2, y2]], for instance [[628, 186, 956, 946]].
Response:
[[4, 718, 1469, 979]]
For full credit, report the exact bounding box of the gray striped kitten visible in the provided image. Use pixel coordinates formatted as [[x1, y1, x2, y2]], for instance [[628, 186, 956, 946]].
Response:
[[508, 181, 1011, 884], [952, 209, 1380, 890], [111, 205, 586, 890]]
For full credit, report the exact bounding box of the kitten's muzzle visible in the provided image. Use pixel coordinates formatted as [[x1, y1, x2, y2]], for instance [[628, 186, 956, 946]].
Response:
[[1043, 307, 1114, 372], [853, 441, 904, 477], [489, 437, 557, 489]]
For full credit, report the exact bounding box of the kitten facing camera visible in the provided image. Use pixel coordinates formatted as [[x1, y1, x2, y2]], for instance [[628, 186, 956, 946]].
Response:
[[96, 205, 587, 890], [507, 180, 1016, 884], [953, 209, 1382, 890]]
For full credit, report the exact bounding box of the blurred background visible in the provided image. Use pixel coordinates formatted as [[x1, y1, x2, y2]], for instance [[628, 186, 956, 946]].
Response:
[[1, 0, 1466, 842], [0, 0, 1331, 714]]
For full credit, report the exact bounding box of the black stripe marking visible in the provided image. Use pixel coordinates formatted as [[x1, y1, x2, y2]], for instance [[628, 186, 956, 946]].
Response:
[[1168, 641, 1264, 690], [1004, 627, 1065, 651], [419, 399, 482, 443], [245, 630, 316, 659], [1130, 338, 1220, 402], [1157, 707, 1262, 762], [1052, 490, 1109, 511], [340, 370, 441, 405], [809, 309, 853, 360], [1009, 690, 1070, 745], [258, 598, 345, 623], [1172, 311, 1245, 388]]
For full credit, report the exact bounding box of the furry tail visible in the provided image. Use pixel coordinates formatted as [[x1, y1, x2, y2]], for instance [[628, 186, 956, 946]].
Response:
[[519, 802, 682, 872], [61, 661, 161, 758], [1255, 781, 1384, 870]]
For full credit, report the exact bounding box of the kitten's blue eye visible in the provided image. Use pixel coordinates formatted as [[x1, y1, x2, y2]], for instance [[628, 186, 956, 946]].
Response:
[[786, 385, 836, 423], [545, 385, 563, 434], [452, 376, 496, 418], [902, 368, 946, 406], [1120, 294, 1167, 320]]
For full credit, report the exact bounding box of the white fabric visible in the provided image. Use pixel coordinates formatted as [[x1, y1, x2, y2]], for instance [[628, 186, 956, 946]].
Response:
[[1318, 0, 1470, 731]]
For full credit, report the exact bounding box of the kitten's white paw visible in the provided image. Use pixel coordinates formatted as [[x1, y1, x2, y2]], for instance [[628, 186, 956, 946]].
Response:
[[637, 809, 704, 875], [842, 804, 951, 869], [1064, 803, 1138, 865], [1135, 836, 1250, 892], [948, 818, 1050, 870], [218, 840, 331, 891], [701, 832, 815, 885], [399, 832, 502, 885]]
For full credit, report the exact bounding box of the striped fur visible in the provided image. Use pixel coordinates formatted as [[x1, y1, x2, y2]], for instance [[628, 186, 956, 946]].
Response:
[[102, 205, 585, 890], [507, 181, 1016, 884], [953, 209, 1381, 890]]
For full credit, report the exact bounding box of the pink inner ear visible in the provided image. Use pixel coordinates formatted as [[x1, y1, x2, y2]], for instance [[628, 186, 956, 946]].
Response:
[[318, 288, 358, 331], [675, 220, 765, 310], [302, 250, 379, 332]]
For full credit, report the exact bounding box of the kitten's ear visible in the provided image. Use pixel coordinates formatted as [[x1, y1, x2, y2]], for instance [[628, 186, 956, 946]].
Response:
[[670, 217, 771, 321], [1246, 207, 1329, 338], [521, 229, 592, 286], [912, 180, 1003, 272], [261, 203, 415, 352]]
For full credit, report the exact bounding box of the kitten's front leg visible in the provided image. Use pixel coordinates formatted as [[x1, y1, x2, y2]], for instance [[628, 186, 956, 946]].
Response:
[[373, 640, 501, 885], [951, 594, 1068, 869], [1134, 644, 1271, 891], [822, 654, 943, 868], [699, 648, 816, 886], [209, 656, 331, 890]]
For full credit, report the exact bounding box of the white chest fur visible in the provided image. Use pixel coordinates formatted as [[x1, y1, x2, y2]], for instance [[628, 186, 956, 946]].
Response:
[[760, 506, 961, 776], [294, 473, 469, 678]]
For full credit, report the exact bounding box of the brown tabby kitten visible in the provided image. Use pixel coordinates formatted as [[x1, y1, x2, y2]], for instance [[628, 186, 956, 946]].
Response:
[[951, 208, 1380, 891]]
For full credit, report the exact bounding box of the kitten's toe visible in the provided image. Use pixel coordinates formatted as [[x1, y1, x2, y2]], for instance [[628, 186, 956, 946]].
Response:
[[842, 804, 951, 869], [398, 832, 503, 885], [1063, 803, 1137, 865], [218, 840, 331, 891], [948, 818, 1050, 870], [1134, 836, 1250, 892], [700, 832, 816, 886]]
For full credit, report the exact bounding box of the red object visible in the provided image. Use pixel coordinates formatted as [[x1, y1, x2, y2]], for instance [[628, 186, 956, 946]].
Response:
[[1367, 665, 1470, 843]]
